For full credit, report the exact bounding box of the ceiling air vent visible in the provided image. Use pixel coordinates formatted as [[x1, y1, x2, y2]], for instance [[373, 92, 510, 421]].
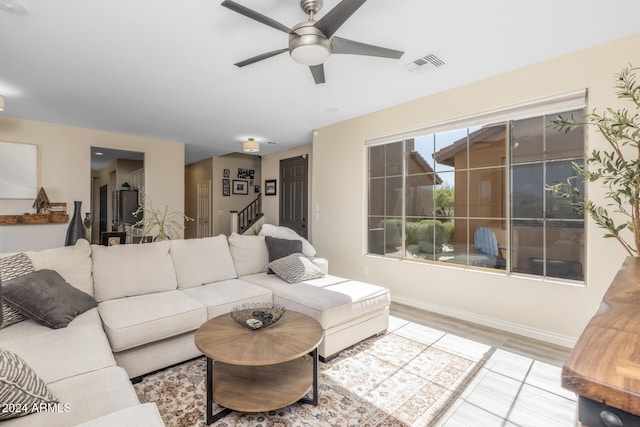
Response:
[[401, 53, 445, 73]]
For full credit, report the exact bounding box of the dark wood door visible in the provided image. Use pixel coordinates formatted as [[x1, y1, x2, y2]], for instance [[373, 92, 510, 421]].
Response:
[[279, 155, 308, 238]]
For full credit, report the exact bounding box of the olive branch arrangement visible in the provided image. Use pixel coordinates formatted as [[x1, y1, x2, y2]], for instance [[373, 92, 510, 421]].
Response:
[[549, 64, 640, 256], [132, 189, 193, 241]]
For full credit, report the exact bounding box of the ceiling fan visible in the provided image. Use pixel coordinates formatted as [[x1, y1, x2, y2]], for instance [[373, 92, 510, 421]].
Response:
[[221, 0, 404, 84]]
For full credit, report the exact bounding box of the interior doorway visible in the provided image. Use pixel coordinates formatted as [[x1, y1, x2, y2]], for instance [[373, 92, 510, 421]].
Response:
[[197, 180, 212, 237], [91, 147, 144, 244], [279, 155, 308, 238]]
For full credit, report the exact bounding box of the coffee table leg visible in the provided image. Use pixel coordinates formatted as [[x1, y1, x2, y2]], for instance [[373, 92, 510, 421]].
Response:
[[206, 357, 232, 425], [298, 348, 319, 406]]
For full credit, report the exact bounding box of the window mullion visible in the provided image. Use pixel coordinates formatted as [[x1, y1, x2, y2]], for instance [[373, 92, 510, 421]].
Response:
[[505, 122, 511, 272], [401, 139, 407, 258]]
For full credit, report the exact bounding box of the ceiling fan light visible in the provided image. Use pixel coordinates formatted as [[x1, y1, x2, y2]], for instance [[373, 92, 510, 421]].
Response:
[[243, 138, 259, 153], [290, 44, 330, 66]]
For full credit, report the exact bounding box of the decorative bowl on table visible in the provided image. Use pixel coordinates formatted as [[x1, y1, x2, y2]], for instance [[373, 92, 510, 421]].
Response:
[[230, 303, 286, 330]]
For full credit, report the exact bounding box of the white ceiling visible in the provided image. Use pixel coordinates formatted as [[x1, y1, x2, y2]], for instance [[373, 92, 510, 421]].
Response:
[[1, 0, 639, 165]]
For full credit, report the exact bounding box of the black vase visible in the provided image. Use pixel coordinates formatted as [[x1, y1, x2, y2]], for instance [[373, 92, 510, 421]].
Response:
[[65, 201, 85, 246]]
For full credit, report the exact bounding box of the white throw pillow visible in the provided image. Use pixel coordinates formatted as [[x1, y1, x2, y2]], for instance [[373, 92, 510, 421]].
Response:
[[259, 224, 316, 257], [170, 235, 237, 288], [227, 233, 269, 276]]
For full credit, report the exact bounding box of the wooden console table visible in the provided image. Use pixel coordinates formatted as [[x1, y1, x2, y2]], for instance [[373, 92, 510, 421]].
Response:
[[563, 256, 640, 427]]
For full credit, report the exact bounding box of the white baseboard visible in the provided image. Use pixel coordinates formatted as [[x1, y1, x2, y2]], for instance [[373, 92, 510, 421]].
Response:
[[391, 295, 577, 349]]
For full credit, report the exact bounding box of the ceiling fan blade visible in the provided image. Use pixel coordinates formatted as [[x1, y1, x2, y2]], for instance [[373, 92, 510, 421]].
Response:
[[310, 64, 325, 84], [234, 48, 288, 67], [314, 0, 367, 38], [332, 36, 404, 59], [221, 0, 292, 33]]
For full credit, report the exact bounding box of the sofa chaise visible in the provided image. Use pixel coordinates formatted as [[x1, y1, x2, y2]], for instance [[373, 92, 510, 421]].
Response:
[[0, 226, 390, 426]]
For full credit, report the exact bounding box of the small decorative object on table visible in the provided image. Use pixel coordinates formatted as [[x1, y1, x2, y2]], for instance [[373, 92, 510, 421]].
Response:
[[231, 303, 285, 330]]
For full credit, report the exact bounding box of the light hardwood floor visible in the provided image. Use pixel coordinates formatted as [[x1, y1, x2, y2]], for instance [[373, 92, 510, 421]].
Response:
[[389, 302, 577, 426], [390, 302, 571, 366]]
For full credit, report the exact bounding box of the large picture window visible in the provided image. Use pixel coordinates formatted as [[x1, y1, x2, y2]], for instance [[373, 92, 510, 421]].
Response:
[[367, 103, 585, 282]]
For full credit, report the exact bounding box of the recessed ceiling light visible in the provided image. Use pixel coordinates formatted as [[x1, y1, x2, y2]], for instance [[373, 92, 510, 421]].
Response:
[[0, 0, 29, 14], [325, 107, 340, 113]]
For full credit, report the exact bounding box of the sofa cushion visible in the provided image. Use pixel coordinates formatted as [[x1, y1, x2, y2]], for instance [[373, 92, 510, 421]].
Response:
[[0, 308, 101, 344], [181, 279, 273, 319], [241, 273, 390, 329], [0, 348, 57, 421], [3, 270, 97, 329], [260, 224, 316, 257], [92, 241, 177, 302], [74, 403, 164, 427], [227, 233, 269, 276], [0, 253, 34, 329], [267, 253, 324, 283], [170, 235, 237, 289], [1, 321, 116, 385], [242, 272, 348, 289], [26, 239, 94, 296], [98, 290, 207, 352], [3, 366, 140, 427]]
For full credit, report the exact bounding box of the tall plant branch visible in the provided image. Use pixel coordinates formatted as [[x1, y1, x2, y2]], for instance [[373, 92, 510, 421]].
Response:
[[549, 64, 640, 256], [132, 189, 193, 240]]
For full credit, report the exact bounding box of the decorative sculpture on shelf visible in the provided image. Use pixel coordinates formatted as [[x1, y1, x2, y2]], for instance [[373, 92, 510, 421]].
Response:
[[32, 187, 51, 214]]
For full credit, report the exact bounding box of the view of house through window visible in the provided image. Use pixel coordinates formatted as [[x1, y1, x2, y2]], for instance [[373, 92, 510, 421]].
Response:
[[367, 108, 585, 281]]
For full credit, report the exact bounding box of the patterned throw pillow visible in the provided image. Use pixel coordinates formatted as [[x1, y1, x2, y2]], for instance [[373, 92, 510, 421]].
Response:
[[0, 253, 34, 329], [0, 348, 58, 420], [267, 253, 325, 284]]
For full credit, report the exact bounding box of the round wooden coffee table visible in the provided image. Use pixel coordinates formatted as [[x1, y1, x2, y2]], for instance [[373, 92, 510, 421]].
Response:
[[195, 310, 323, 424]]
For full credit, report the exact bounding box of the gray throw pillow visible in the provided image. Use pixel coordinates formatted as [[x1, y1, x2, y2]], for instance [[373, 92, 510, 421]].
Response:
[[267, 253, 324, 284], [265, 236, 303, 261], [265, 236, 303, 274], [0, 348, 58, 420], [0, 253, 35, 329], [3, 269, 97, 329]]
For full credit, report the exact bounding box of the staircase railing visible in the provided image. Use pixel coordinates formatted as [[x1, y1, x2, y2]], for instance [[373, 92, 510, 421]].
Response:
[[231, 194, 263, 234]]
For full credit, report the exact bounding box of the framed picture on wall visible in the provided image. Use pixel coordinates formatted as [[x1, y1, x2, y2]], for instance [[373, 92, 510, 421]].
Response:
[[254, 185, 260, 193], [265, 179, 277, 196], [222, 179, 230, 196], [223, 169, 230, 178], [0, 141, 38, 199], [232, 180, 248, 195]]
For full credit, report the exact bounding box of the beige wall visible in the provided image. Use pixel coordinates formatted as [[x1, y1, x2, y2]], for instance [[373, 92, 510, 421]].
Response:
[[311, 33, 640, 345], [261, 144, 312, 236], [0, 117, 184, 252]]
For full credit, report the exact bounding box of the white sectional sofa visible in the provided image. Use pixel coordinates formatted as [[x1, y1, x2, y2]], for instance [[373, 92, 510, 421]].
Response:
[[0, 228, 391, 426]]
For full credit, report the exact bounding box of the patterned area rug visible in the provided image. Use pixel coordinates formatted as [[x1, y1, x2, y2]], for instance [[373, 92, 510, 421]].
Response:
[[135, 329, 486, 427]]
